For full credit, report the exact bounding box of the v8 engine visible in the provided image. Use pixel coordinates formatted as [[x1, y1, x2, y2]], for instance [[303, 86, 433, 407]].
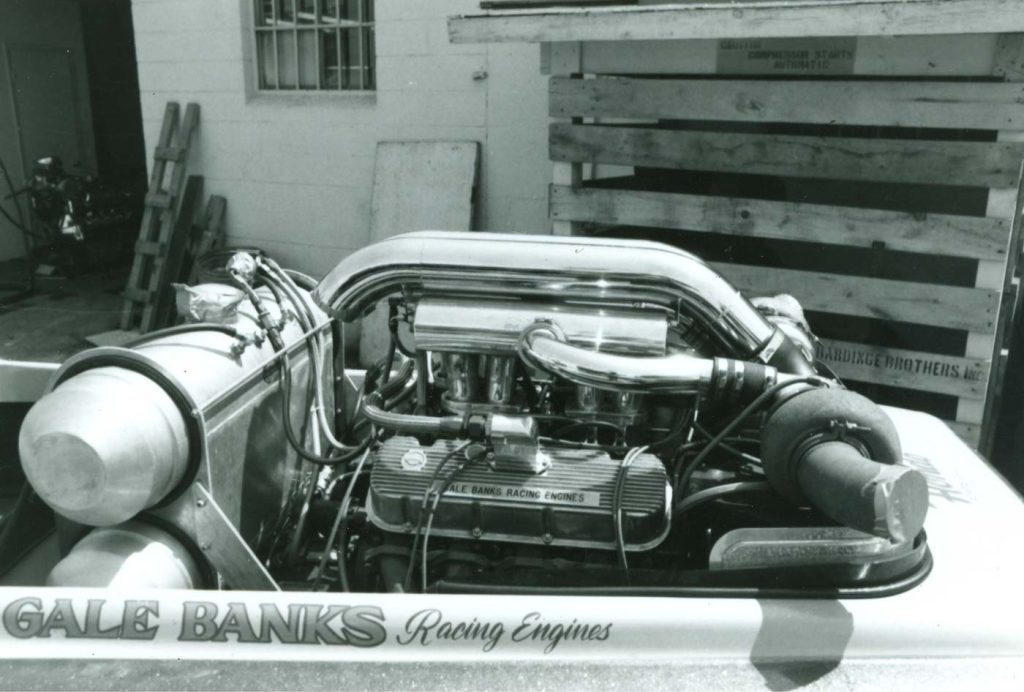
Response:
[[15, 231, 931, 595]]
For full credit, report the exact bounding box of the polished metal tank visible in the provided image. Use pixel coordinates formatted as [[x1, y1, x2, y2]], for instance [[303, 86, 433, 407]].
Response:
[[18, 285, 330, 539]]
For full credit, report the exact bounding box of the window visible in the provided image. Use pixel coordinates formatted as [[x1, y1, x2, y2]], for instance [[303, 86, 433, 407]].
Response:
[[254, 1, 375, 91]]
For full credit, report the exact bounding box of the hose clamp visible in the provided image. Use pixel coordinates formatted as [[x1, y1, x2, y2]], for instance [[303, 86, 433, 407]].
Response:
[[791, 420, 873, 472], [754, 328, 787, 364]]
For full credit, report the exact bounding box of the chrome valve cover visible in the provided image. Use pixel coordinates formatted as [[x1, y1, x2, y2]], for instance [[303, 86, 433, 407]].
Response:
[[366, 436, 671, 551]]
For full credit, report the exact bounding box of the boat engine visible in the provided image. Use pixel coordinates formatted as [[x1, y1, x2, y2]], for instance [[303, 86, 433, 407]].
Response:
[[15, 231, 931, 595]]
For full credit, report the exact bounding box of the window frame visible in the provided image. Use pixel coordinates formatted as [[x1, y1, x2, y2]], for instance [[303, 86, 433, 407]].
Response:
[[251, 0, 376, 93]]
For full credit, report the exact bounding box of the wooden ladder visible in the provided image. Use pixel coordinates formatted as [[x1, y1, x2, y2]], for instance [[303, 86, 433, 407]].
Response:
[[121, 102, 200, 333]]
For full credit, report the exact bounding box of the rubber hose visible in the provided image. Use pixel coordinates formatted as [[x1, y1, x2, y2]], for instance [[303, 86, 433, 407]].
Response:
[[761, 387, 928, 541]]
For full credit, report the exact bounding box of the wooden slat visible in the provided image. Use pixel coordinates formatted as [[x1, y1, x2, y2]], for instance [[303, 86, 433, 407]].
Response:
[[549, 185, 1011, 261], [994, 34, 1024, 80], [144, 192, 174, 208], [145, 104, 179, 193], [481, 1, 625, 7], [550, 77, 1024, 131], [134, 240, 166, 256], [450, 0, 1024, 44], [123, 287, 155, 304], [550, 123, 1024, 188], [566, 34, 1003, 77], [185, 195, 228, 285], [153, 145, 186, 162], [818, 339, 989, 399], [550, 41, 583, 237], [185, 195, 228, 279], [713, 262, 1000, 333]]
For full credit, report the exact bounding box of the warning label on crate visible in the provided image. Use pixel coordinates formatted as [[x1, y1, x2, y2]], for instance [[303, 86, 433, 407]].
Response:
[[446, 482, 601, 508], [716, 37, 857, 75]]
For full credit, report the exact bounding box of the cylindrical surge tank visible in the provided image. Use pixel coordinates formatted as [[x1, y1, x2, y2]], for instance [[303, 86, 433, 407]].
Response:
[[18, 283, 328, 528], [18, 368, 189, 526], [47, 521, 202, 589]]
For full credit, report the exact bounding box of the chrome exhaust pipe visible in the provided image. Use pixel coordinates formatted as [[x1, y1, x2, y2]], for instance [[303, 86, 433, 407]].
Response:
[[313, 231, 786, 361]]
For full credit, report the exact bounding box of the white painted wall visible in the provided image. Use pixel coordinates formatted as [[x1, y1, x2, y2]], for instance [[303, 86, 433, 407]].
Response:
[[131, 0, 551, 277]]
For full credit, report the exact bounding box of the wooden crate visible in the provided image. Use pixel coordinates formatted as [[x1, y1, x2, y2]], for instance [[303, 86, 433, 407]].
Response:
[[450, 2, 1024, 449], [543, 46, 1024, 450]]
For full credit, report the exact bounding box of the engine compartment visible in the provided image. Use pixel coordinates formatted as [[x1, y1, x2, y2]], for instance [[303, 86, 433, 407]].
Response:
[[11, 232, 932, 596]]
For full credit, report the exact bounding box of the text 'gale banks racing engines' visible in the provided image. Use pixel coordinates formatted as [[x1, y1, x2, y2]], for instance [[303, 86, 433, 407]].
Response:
[[15, 232, 933, 596]]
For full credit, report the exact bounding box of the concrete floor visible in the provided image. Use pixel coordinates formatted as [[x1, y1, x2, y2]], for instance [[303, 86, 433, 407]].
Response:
[[0, 261, 124, 363]]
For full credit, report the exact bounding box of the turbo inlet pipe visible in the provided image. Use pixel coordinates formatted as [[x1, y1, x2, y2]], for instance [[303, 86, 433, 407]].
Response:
[[518, 322, 789, 402], [760, 388, 929, 542]]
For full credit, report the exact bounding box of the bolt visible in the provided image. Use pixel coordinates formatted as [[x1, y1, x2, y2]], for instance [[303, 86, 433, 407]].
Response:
[[196, 499, 206, 508], [199, 543, 211, 551], [471, 527, 483, 538], [542, 533, 553, 544]]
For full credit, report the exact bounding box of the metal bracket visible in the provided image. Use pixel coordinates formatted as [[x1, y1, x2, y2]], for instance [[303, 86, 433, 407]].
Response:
[[189, 484, 280, 591]]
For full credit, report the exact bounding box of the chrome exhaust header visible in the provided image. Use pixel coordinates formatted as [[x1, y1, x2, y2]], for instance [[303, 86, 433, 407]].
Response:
[[312, 231, 779, 359]]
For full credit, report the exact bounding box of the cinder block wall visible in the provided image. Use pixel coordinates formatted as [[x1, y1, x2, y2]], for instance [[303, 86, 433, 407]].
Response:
[[131, 0, 551, 276]]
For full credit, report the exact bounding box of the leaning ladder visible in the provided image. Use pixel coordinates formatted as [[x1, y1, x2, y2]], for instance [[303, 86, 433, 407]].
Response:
[[120, 102, 200, 332]]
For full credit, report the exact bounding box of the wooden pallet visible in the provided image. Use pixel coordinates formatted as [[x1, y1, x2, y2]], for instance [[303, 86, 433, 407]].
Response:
[[185, 195, 228, 285], [545, 36, 1024, 450], [120, 101, 200, 332]]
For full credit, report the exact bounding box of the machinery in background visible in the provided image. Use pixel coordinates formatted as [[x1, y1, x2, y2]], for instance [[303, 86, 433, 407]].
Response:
[[2, 155, 141, 282], [11, 232, 930, 596]]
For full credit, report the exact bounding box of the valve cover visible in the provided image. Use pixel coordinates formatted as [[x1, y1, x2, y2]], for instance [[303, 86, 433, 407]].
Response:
[[366, 437, 671, 551]]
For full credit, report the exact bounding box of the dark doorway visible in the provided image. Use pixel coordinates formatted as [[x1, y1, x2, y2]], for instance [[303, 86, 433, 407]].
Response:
[[1, 0, 145, 294]]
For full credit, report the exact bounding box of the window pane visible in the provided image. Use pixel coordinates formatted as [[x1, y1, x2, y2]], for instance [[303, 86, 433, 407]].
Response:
[[363, 26, 374, 88], [340, 28, 360, 89], [277, 0, 295, 24], [255, 0, 373, 91], [298, 30, 318, 88], [320, 0, 339, 24], [256, 0, 276, 27], [342, 0, 360, 22], [277, 30, 297, 88], [297, 0, 315, 25], [321, 29, 339, 89], [254, 31, 274, 88]]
